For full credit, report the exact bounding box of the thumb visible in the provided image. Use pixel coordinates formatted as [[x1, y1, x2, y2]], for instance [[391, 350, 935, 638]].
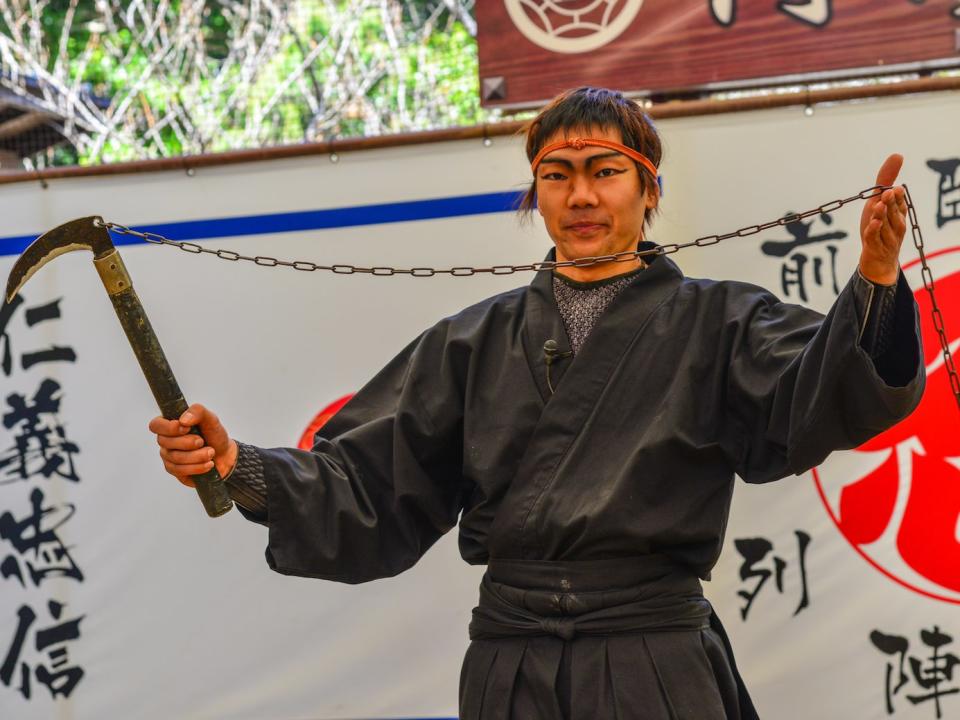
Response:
[[862, 154, 904, 232], [179, 403, 231, 453], [874, 153, 904, 188]]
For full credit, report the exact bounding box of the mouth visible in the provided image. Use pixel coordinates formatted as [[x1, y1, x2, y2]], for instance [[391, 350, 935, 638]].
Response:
[[565, 222, 606, 236]]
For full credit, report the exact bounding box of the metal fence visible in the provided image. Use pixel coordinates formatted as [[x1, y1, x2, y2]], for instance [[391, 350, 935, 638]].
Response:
[[0, 0, 483, 169]]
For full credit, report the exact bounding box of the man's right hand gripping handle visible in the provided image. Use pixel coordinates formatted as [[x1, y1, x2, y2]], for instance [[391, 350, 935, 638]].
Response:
[[149, 403, 239, 489]]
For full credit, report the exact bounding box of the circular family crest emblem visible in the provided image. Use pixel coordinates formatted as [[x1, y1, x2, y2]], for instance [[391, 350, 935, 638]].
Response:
[[813, 247, 960, 604], [504, 0, 645, 54]]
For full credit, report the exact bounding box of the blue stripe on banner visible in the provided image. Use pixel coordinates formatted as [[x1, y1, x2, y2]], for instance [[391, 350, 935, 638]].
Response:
[[0, 191, 523, 257]]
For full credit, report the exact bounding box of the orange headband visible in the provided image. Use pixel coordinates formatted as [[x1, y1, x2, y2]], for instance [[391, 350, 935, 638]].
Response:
[[530, 137, 659, 181]]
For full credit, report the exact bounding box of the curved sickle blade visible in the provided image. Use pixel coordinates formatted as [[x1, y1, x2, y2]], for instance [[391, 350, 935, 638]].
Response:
[[5, 216, 114, 302]]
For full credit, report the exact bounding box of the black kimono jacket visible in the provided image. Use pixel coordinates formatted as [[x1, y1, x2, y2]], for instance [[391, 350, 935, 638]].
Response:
[[248, 252, 924, 719]]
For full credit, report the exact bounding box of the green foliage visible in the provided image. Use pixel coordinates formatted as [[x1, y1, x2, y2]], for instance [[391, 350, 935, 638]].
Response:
[[4, 1, 489, 166]]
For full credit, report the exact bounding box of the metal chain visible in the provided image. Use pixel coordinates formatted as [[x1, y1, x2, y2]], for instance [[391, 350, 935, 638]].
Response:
[[904, 185, 960, 408], [96, 186, 886, 276], [96, 184, 960, 410]]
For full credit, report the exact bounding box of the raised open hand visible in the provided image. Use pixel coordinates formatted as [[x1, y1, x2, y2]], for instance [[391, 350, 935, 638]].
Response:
[[859, 154, 907, 286]]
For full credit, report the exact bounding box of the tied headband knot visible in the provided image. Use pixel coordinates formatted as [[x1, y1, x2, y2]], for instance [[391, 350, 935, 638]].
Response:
[[530, 137, 660, 186]]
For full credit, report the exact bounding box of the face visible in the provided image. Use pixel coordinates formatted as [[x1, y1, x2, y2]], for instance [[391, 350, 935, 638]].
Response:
[[535, 125, 656, 281]]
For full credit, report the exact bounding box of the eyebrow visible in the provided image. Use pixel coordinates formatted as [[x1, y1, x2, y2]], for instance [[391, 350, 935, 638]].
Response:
[[538, 151, 624, 169]]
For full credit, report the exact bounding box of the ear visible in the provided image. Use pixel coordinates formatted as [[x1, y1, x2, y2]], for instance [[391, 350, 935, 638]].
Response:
[[644, 188, 659, 211]]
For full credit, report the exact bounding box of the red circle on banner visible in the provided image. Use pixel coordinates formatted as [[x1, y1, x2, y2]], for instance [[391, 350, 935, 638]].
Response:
[[298, 394, 354, 450], [812, 247, 960, 604]]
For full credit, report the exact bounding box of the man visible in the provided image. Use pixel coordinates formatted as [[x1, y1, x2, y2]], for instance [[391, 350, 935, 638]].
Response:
[[150, 87, 923, 719]]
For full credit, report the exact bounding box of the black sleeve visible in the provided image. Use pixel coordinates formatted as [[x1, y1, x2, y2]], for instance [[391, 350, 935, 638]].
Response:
[[852, 271, 917, 388], [726, 270, 924, 484], [244, 324, 467, 584], [852, 270, 899, 363]]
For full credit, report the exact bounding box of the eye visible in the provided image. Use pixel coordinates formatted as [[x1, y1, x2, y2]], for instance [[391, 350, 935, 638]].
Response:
[[596, 167, 625, 178], [540, 172, 567, 181]]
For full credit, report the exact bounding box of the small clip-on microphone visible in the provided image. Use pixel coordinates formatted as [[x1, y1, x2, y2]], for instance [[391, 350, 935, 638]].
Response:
[[543, 339, 572, 395]]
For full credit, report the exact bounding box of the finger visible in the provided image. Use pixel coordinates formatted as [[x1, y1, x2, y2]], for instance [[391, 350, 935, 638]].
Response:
[[879, 188, 903, 214], [882, 187, 907, 224], [878, 221, 900, 251], [886, 193, 906, 226], [179, 403, 207, 426], [886, 214, 907, 242], [893, 185, 906, 206], [873, 211, 905, 253], [175, 476, 197, 489], [149, 416, 185, 436], [883, 191, 906, 226], [880, 211, 906, 248], [162, 458, 214, 478], [863, 217, 882, 245], [180, 403, 223, 434], [160, 446, 216, 466], [180, 403, 226, 444], [157, 433, 207, 451], [163, 459, 213, 478], [874, 154, 904, 188], [872, 200, 887, 224]]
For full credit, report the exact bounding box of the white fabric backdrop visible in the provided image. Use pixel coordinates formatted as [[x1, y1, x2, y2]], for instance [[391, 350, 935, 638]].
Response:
[[1, 89, 958, 719]]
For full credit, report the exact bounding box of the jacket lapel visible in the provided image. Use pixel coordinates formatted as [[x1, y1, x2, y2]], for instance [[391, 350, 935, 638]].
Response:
[[492, 247, 685, 559]]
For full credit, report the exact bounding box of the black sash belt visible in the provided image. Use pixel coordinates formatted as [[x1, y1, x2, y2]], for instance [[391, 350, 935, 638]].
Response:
[[469, 555, 760, 720]]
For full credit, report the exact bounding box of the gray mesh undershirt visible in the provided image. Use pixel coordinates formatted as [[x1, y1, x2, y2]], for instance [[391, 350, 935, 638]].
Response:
[[552, 268, 642, 355]]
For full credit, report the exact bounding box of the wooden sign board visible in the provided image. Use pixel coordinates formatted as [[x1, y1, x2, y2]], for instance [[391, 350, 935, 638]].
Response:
[[477, 0, 960, 108]]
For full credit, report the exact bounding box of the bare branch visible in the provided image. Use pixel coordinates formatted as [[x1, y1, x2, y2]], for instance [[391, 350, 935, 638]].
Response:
[[0, 1, 488, 166]]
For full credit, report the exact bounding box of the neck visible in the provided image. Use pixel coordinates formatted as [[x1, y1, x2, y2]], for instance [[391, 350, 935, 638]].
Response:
[[554, 255, 644, 283]]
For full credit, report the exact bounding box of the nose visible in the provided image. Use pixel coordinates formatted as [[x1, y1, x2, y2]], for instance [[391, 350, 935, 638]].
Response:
[[567, 174, 598, 208]]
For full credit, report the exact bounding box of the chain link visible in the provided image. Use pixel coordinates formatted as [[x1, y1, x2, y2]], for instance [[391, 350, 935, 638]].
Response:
[[95, 184, 960, 410]]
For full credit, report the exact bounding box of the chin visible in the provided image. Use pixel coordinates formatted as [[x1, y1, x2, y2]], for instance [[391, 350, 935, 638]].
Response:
[[562, 239, 615, 261], [560, 232, 601, 250], [557, 245, 597, 263]]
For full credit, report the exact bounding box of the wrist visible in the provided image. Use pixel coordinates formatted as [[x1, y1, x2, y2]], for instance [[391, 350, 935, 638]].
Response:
[[859, 262, 899, 287], [218, 439, 239, 480]]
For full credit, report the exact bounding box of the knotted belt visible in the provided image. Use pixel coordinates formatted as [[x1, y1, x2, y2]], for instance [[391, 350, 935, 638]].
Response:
[[469, 555, 759, 719]]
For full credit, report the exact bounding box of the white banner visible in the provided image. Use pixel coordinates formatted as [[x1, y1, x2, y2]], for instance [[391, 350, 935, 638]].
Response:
[[1, 89, 958, 719]]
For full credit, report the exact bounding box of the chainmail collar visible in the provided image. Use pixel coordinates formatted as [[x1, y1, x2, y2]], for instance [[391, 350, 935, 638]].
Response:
[[551, 262, 647, 356]]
